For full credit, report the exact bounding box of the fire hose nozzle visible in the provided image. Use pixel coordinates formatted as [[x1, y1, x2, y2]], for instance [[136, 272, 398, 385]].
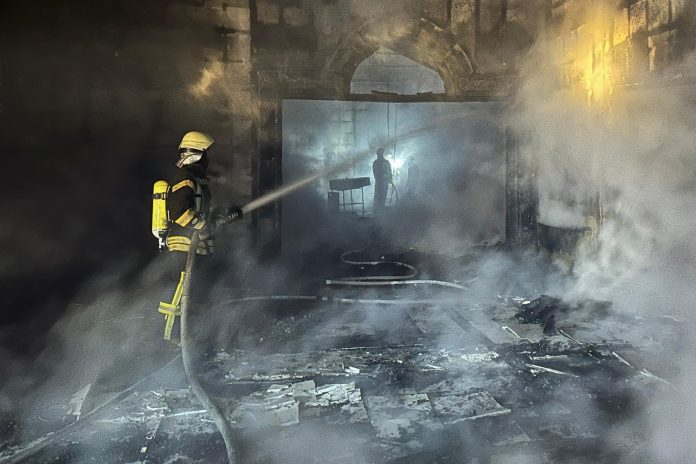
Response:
[[227, 207, 243, 222], [211, 206, 244, 227]]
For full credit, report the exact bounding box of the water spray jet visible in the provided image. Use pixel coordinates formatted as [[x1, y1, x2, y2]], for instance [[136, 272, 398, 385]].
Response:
[[241, 112, 472, 215]]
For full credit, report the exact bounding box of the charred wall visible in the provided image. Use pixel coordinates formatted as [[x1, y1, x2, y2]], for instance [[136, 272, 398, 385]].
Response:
[[0, 0, 255, 352]]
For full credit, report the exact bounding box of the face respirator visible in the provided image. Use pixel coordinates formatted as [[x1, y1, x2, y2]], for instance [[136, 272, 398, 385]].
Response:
[[175, 147, 204, 168]]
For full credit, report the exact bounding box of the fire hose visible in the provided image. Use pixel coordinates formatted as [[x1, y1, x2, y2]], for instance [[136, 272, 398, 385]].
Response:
[[326, 248, 467, 290], [337, 248, 417, 281], [325, 279, 469, 289], [180, 230, 238, 464]]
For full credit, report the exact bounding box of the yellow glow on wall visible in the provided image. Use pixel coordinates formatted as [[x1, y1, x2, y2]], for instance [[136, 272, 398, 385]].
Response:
[[555, 1, 626, 110], [189, 60, 224, 99], [613, 8, 629, 45], [578, 2, 618, 108]]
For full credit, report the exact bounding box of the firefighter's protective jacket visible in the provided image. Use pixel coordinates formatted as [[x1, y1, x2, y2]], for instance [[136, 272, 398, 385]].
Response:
[[166, 168, 214, 255]]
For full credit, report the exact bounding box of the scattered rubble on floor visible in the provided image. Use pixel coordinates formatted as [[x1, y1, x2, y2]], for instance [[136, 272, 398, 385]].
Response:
[[230, 380, 368, 428], [3, 290, 688, 464], [514, 295, 612, 335]]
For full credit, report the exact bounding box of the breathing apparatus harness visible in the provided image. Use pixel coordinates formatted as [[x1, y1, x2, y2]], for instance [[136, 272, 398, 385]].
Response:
[[152, 175, 243, 252], [151, 172, 209, 251]]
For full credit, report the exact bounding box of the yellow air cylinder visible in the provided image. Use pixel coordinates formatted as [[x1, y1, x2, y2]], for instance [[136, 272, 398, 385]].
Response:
[[152, 180, 170, 250]]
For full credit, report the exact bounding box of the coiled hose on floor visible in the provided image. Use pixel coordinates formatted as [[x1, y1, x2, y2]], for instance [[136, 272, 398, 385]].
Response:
[[326, 248, 467, 290], [336, 248, 417, 281]]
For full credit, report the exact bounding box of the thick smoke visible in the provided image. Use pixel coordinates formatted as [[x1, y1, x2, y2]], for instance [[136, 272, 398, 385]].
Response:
[[514, 25, 696, 316], [511, 3, 696, 461], [3, 1, 696, 462]]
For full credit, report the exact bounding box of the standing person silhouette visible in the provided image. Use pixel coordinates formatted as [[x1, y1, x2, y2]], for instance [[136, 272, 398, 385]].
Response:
[[372, 147, 392, 215]]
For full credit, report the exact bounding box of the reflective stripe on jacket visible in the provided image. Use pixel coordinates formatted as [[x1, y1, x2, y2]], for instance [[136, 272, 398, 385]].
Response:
[[166, 235, 214, 255]]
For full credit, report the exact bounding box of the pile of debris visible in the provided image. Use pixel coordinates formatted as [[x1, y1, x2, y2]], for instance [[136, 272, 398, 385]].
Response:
[[515, 295, 611, 334]]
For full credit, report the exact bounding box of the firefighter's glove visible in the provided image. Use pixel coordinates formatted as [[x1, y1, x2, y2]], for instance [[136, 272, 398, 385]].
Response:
[[199, 222, 215, 240], [211, 207, 232, 226]]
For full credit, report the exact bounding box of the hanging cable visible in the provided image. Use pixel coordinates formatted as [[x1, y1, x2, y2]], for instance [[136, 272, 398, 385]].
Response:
[[386, 181, 399, 208], [393, 104, 398, 162], [386, 102, 390, 148]]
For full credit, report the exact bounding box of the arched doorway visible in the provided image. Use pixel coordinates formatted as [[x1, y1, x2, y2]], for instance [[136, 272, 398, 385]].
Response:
[[281, 43, 506, 253], [322, 19, 475, 98], [350, 46, 445, 95]]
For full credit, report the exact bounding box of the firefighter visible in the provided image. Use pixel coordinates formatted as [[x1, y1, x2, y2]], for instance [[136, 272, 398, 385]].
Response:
[[152, 131, 242, 342], [372, 147, 392, 214]]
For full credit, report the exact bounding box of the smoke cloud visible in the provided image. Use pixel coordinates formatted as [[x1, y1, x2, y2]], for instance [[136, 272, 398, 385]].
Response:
[[510, 3, 696, 461], [2, 1, 696, 462]]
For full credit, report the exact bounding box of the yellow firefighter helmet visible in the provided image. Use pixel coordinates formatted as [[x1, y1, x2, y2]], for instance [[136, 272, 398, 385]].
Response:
[[177, 131, 214, 168], [179, 131, 214, 151]]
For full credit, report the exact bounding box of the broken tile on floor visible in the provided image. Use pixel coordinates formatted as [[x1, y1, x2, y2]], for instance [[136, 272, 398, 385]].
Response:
[[292, 379, 317, 401], [430, 391, 511, 424], [364, 394, 443, 443], [310, 382, 354, 406], [304, 381, 369, 423], [492, 421, 532, 447], [231, 386, 299, 428]]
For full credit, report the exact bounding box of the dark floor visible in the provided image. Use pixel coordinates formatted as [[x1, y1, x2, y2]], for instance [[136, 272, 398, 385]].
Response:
[[0, 245, 689, 464]]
